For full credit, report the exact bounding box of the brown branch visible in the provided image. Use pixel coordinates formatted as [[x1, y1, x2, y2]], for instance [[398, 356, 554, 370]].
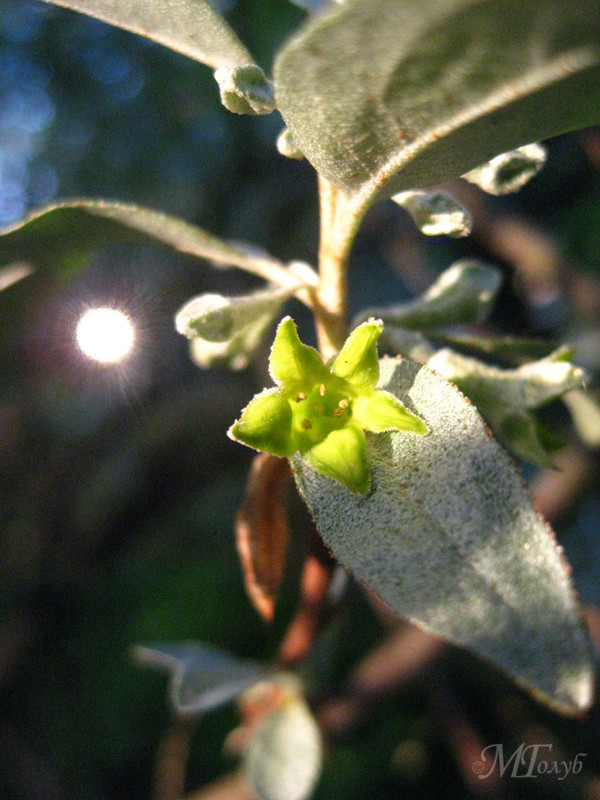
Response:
[[277, 536, 336, 669], [152, 719, 197, 800]]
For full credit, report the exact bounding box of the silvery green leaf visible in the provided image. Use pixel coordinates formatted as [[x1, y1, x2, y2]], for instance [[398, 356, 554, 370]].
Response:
[[426, 346, 585, 466], [562, 390, 600, 448], [38, 0, 257, 70], [0, 263, 33, 292], [276, 128, 304, 160], [427, 346, 585, 410], [378, 328, 436, 363], [178, 281, 319, 370], [38, 0, 273, 114], [293, 358, 594, 712], [243, 677, 322, 800], [355, 260, 502, 330], [495, 411, 560, 468], [423, 333, 558, 363], [462, 143, 547, 195], [380, 330, 557, 365], [275, 0, 600, 237], [215, 65, 275, 115], [133, 642, 268, 718], [289, 0, 333, 11], [392, 190, 472, 237], [176, 286, 297, 343], [0, 200, 300, 288]]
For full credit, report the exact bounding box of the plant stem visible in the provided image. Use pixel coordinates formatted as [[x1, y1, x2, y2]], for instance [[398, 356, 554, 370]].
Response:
[[152, 718, 197, 800], [315, 177, 351, 359]]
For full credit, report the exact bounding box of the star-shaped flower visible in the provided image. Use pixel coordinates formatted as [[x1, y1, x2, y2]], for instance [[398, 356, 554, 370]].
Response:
[[228, 317, 427, 493]]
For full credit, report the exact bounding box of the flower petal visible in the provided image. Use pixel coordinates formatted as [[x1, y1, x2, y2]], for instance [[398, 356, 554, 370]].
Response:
[[269, 316, 327, 386], [331, 319, 382, 393], [304, 425, 370, 493], [353, 390, 428, 434], [228, 387, 294, 457]]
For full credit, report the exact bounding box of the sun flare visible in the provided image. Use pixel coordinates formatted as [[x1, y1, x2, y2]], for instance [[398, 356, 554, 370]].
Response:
[[76, 307, 135, 364]]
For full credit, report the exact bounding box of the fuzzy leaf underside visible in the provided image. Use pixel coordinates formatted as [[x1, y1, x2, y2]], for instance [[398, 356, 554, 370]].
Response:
[[133, 642, 267, 718], [0, 264, 34, 293], [355, 260, 502, 331], [293, 358, 593, 712], [0, 199, 298, 286], [38, 1, 275, 114], [176, 286, 296, 343], [275, 0, 600, 214], [38, 0, 255, 70], [426, 347, 585, 466]]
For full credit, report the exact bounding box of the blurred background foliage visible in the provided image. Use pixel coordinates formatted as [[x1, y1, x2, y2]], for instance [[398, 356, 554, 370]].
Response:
[[1, 2, 600, 799]]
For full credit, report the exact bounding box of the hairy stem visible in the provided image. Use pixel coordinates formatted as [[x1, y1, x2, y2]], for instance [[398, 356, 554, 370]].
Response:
[[315, 177, 351, 359]]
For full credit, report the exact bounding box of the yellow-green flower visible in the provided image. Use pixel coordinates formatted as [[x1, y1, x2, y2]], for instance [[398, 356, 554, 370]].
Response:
[[228, 317, 427, 493]]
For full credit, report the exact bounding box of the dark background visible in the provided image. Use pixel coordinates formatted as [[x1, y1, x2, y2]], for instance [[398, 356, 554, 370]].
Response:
[[1, 2, 600, 799]]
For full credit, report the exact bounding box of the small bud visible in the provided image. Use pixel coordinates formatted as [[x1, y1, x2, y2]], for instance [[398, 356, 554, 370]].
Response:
[[215, 64, 275, 115], [392, 190, 472, 237], [189, 313, 272, 371], [462, 143, 547, 195], [176, 293, 236, 342], [276, 127, 304, 160], [176, 286, 293, 343], [241, 676, 322, 800]]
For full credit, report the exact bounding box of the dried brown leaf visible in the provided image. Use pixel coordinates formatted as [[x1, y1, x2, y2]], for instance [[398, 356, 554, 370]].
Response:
[[236, 454, 292, 620]]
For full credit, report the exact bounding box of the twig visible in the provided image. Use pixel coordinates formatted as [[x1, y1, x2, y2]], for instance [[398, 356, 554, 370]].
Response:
[[152, 718, 197, 800]]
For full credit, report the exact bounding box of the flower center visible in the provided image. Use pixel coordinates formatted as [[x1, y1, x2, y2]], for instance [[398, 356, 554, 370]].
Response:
[[290, 378, 352, 453]]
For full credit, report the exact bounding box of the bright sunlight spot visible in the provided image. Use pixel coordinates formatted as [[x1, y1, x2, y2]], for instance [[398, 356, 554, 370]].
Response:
[[76, 307, 135, 363]]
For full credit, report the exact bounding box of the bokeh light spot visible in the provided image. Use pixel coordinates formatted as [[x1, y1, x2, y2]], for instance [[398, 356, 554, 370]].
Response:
[[76, 307, 135, 363]]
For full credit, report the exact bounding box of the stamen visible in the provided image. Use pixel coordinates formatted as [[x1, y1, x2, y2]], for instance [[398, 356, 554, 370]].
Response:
[[296, 392, 307, 402], [301, 418, 313, 429], [338, 398, 349, 409], [319, 383, 326, 396]]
